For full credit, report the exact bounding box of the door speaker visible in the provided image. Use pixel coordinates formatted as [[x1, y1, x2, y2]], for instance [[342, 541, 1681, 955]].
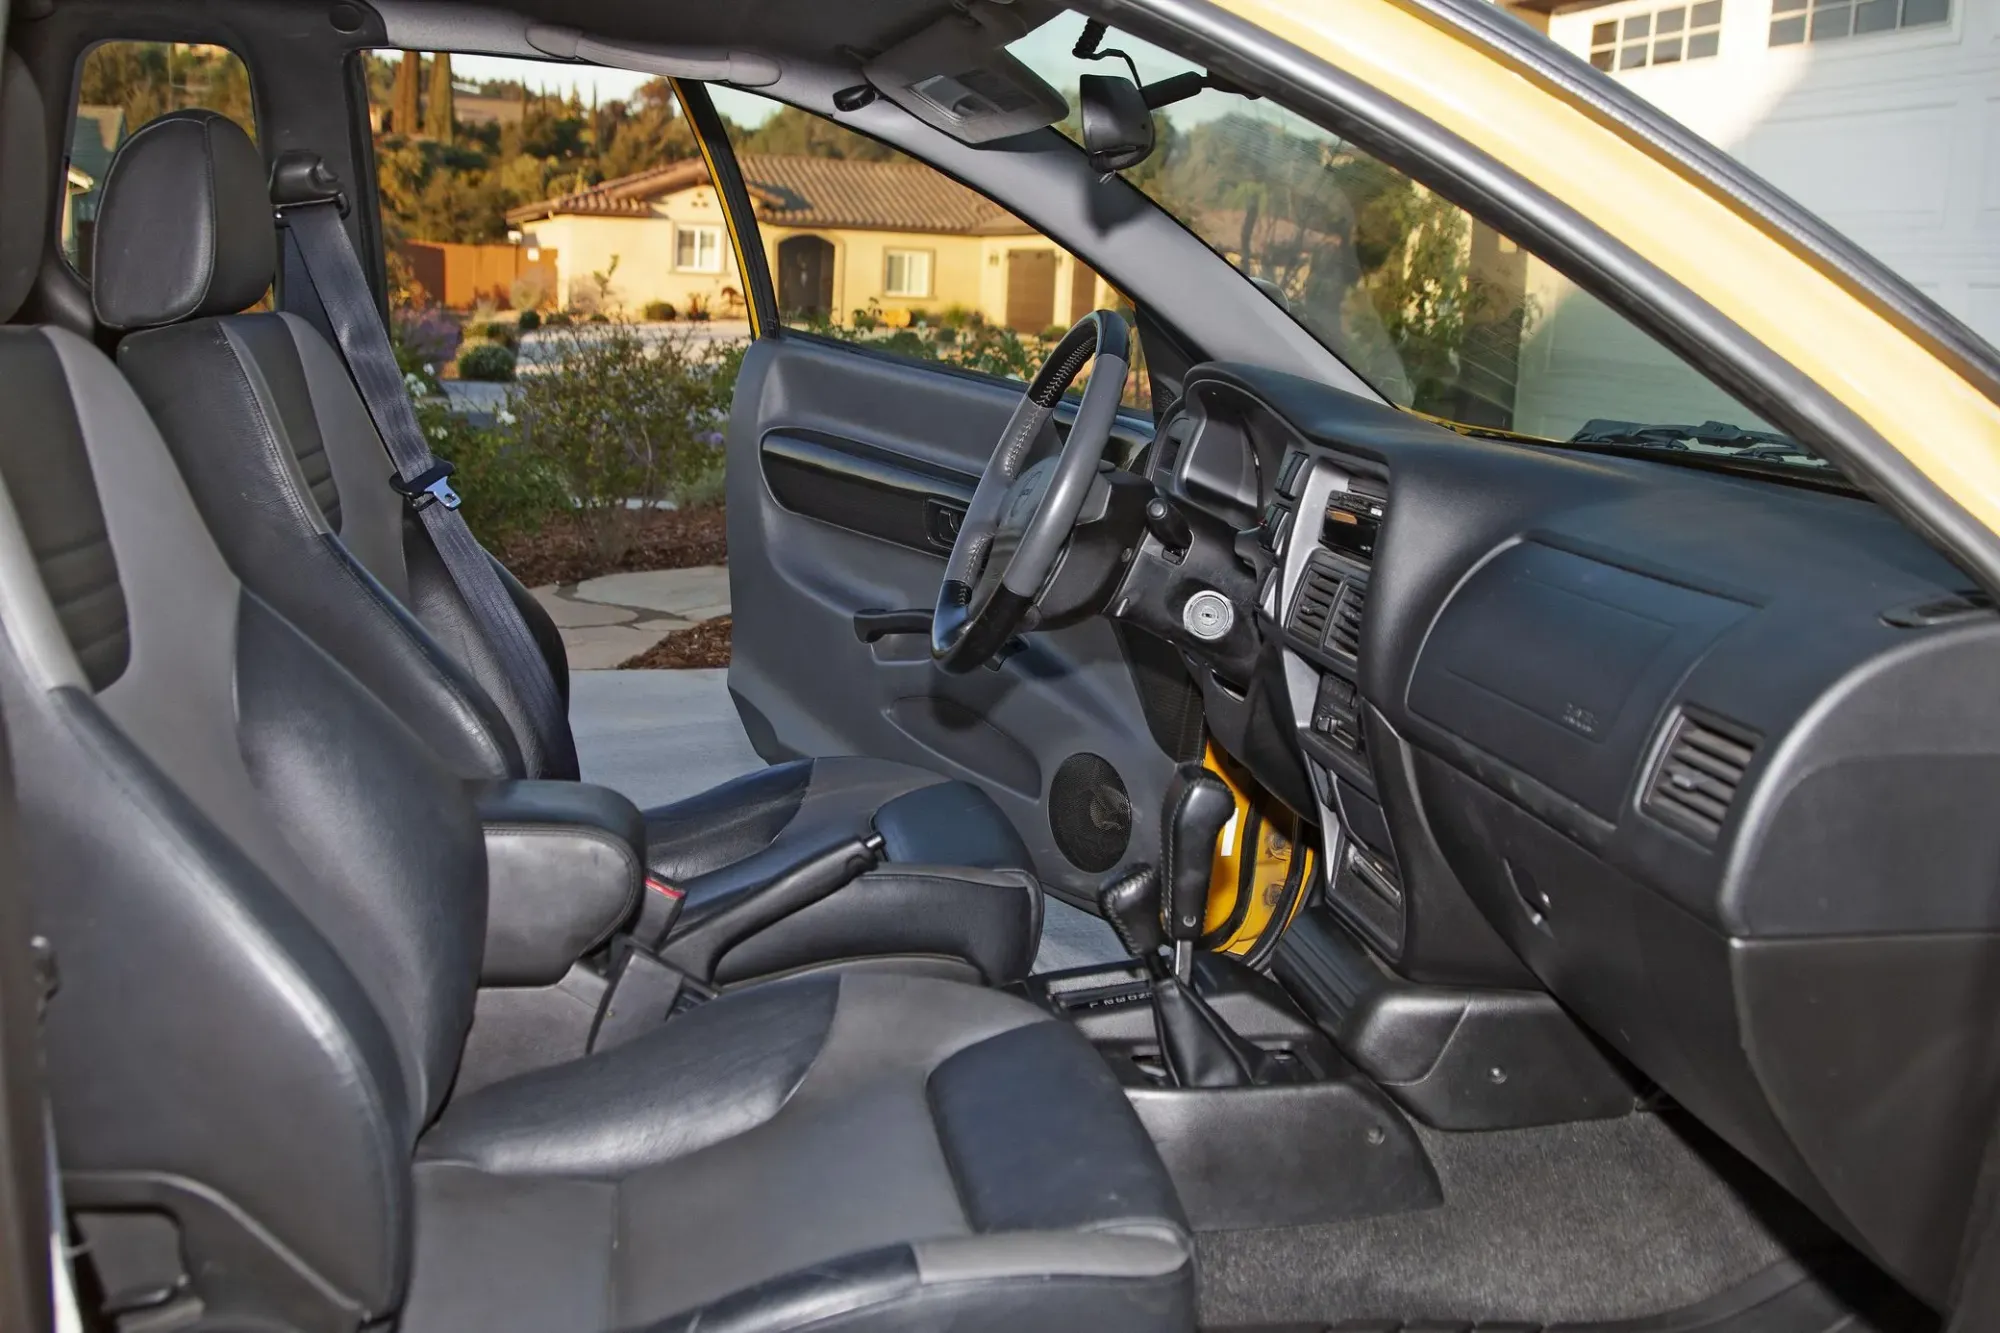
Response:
[[1049, 753, 1133, 873]]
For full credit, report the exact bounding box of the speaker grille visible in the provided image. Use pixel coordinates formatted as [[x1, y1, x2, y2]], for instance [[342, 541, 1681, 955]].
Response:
[[1049, 753, 1132, 873]]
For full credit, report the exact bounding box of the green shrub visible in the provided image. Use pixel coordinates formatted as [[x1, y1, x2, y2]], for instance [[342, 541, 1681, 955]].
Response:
[[668, 456, 727, 510], [412, 396, 568, 546], [642, 300, 678, 323], [456, 341, 517, 382], [544, 310, 572, 327], [478, 320, 518, 349], [516, 308, 542, 333], [508, 321, 741, 563], [588, 312, 611, 324]]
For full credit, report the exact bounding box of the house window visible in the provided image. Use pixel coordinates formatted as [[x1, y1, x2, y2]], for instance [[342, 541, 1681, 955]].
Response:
[[883, 249, 933, 298], [675, 224, 724, 273], [1589, 2, 1723, 70], [1769, 0, 1948, 46]]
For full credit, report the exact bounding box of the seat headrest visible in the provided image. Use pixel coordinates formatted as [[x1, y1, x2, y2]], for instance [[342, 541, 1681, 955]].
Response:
[[0, 50, 50, 324], [91, 109, 274, 332]]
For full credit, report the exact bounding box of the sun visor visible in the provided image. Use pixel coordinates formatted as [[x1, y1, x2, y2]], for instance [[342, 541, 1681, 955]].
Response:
[[864, 3, 1066, 145]]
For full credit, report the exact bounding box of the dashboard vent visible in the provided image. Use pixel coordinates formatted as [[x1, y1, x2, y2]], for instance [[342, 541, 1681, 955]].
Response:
[[1328, 579, 1368, 659], [1643, 710, 1759, 843], [1289, 552, 1344, 643]]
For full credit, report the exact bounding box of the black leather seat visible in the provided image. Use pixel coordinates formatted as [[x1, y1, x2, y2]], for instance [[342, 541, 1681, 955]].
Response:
[[0, 56, 1193, 1330], [90, 109, 1040, 987]]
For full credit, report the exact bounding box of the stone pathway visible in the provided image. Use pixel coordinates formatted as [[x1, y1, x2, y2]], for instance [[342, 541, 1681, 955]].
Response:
[[532, 565, 730, 670]]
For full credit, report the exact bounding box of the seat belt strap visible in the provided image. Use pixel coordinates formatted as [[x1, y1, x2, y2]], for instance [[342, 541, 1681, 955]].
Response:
[[271, 161, 575, 779]]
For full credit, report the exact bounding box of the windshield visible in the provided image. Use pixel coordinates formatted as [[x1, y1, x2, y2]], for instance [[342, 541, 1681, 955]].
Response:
[[1008, 17, 1824, 473]]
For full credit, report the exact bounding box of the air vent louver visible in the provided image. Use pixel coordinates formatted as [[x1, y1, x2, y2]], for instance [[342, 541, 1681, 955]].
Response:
[[1328, 580, 1368, 659], [1643, 710, 1758, 843], [1289, 552, 1343, 643]]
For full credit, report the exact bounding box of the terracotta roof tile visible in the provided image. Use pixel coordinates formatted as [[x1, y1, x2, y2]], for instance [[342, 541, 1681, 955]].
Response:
[[506, 154, 1033, 236]]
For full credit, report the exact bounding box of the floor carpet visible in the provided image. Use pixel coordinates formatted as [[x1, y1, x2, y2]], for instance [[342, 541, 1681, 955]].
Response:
[[1196, 1110, 1839, 1328]]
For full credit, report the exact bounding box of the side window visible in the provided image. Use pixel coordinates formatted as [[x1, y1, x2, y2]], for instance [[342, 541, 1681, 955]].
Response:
[[711, 90, 1150, 410], [63, 41, 257, 278]]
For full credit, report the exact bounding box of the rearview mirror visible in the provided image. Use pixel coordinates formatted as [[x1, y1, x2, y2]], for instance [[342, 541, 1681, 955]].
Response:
[[1078, 74, 1155, 173]]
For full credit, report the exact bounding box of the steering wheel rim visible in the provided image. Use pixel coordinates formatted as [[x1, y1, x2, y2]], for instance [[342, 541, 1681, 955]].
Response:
[[932, 310, 1132, 673]]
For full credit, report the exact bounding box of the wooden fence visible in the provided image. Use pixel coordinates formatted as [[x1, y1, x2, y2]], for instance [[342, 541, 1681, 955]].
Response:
[[398, 241, 558, 311]]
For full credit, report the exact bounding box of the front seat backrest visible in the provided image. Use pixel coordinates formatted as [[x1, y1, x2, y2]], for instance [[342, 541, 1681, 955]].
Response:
[[0, 90, 487, 1311], [96, 109, 561, 782]]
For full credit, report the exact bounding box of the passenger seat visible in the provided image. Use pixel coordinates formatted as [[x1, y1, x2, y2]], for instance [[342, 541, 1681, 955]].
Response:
[[93, 109, 1042, 988], [0, 54, 1193, 1331]]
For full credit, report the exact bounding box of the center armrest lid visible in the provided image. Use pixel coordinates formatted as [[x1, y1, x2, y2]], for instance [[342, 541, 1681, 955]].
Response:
[[475, 780, 647, 986], [474, 778, 647, 850]]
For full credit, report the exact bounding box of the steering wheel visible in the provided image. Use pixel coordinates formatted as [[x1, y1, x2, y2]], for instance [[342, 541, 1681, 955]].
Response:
[[932, 310, 1132, 674]]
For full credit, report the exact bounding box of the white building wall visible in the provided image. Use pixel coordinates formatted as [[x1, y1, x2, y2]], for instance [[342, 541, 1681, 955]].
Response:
[[1515, 0, 2000, 436]]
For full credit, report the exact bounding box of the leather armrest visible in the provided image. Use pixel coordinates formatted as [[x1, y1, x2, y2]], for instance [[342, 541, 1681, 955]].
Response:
[[475, 780, 645, 986]]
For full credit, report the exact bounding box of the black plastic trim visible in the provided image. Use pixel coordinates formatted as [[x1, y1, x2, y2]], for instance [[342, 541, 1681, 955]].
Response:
[[759, 430, 976, 553]]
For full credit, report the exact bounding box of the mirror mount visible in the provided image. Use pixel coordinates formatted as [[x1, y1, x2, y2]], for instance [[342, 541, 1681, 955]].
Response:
[[1071, 21, 1260, 173]]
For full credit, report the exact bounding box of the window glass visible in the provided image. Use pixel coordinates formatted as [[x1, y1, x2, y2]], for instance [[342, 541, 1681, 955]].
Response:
[[675, 225, 724, 273], [714, 89, 1151, 411], [884, 249, 933, 298], [62, 41, 257, 277], [1010, 18, 1856, 474], [1768, 0, 1947, 45]]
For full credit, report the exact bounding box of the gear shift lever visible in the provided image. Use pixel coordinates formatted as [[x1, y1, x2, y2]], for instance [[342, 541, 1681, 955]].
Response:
[[1098, 865, 1164, 958], [1161, 762, 1235, 984]]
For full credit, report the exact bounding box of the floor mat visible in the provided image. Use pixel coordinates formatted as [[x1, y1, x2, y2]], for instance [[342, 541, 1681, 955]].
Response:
[[1196, 1111, 1838, 1328]]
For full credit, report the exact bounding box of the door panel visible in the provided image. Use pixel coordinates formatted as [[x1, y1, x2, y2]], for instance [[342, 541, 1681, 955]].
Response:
[[726, 334, 1171, 901]]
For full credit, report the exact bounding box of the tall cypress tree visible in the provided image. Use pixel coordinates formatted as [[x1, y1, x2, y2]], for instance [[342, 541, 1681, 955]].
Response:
[[392, 50, 419, 136], [424, 52, 454, 141]]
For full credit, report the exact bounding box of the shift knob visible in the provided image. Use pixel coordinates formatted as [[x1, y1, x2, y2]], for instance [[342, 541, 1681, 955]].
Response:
[[1097, 865, 1163, 958], [1160, 763, 1234, 979]]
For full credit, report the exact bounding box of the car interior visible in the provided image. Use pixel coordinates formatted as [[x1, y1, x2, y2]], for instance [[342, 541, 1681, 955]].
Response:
[[0, 1, 1997, 1332]]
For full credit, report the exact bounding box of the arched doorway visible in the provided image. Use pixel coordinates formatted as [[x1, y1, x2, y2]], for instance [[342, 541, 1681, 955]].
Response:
[[776, 235, 835, 320]]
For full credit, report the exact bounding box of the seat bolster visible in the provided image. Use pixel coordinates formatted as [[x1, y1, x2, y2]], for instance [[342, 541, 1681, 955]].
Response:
[[872, 779, 1033, 871], [638, 1234, 1194, 1333], [416, 974, 839, 1177], [928, 1019, 1192, 1236], [711, 864, 1042, 986]]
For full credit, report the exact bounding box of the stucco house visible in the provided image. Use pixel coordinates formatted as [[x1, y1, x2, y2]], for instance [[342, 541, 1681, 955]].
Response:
[[505, 154, 1114, 331]]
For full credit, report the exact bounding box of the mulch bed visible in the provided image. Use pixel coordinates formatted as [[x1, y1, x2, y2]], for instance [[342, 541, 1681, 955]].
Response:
[[618, 616, 732, 669], [491, 505, 727, 589]]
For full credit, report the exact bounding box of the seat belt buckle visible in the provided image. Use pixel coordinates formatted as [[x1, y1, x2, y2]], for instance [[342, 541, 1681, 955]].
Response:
[[633, 875, 685, 951], [391, 460, 461, 512]]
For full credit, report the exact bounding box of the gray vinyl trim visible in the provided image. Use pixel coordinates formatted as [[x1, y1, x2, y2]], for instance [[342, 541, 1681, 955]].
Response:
[[0, 338, 87, 693], [912, 1229, 1190, 1283]]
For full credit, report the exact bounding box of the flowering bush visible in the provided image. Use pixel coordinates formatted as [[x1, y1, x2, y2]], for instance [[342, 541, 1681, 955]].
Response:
[[392, 305, 461, 373]]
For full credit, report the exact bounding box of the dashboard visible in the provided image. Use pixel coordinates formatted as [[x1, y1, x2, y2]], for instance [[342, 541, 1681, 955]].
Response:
[[1135, 361, 2000, 1307]]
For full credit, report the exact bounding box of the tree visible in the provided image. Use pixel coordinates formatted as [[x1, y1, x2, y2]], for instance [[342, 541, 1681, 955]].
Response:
[[735, 106, 896, 161], [393, 51, 420, 138], [79, 42, 256, 140], [425, 53, 454, 141]]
